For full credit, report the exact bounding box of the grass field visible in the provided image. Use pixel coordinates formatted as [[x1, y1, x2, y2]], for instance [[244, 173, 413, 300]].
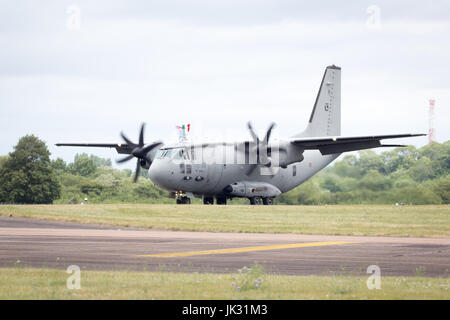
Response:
[[0, 204, 449, 237], [1, 205, 449, 300], [1, 266, 448, 299]]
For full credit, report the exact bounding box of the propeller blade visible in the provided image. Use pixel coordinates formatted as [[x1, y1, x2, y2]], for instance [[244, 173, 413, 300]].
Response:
[[140, 141, 163, 155], [134, 160, 141, 183], [247, 122, 259, 144], [139, 123, 145, 147], [120, 132, 135, 147], [116, 124, 163, 177], [263, 122, 276, 144], [116, 154, 134, 163]]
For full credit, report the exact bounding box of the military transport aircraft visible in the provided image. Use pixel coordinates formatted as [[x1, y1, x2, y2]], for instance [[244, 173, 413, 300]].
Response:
[[57, 65, 425, 205]]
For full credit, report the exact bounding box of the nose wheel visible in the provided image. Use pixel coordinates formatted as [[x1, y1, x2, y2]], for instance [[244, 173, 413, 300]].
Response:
[[176, 195, 191, 204]]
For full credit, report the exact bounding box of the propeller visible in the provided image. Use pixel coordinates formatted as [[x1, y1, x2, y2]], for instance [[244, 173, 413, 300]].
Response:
[[116, 123, 163, 182], [245, 122, 276, 176]]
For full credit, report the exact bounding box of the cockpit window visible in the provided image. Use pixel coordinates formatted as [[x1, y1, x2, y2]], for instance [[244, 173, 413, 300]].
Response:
[[157, 147, 195, 160], [157, 148, 193, 160], [164, 150, 174, 158], [174, 149, 184, 159], [156, 149, 175, 159]]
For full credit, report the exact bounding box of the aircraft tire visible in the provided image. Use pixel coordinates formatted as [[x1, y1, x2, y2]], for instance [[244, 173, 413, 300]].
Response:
[[249, 197, 262, 205], [262, 197, 273, 205], [216, 196, 227, 205], [177, 197, 191, 204], [203, 197, 214, 205]]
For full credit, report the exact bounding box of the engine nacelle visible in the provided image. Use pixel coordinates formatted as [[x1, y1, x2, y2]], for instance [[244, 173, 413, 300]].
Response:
[[140, 158, 150, 169], [223, 181, 281, 198], [269, 142, 304, 168]]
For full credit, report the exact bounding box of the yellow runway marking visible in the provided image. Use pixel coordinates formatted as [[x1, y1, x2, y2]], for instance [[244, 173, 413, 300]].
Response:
[[137, 241, 355, 258]]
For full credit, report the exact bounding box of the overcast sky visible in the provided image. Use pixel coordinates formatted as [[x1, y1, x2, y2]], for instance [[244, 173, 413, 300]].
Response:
[[1, 0, 449, 167]]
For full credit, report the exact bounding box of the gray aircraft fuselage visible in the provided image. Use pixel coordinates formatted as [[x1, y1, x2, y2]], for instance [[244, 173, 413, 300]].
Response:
[[149, 147, 339, 197], [56, 65, 424, 205]]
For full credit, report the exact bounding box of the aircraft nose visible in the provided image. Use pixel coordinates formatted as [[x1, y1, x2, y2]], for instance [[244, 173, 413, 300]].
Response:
[[148, 160, 170, 190], [149, 164, 162, 187]]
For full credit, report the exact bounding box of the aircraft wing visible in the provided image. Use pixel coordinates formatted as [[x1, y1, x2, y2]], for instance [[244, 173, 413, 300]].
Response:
[[289, 133, 426, 155], [55, 143, 134, 154]]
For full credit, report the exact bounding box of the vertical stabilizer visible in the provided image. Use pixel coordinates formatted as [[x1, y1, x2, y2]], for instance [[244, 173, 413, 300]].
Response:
[[293, 65, 341, 138]]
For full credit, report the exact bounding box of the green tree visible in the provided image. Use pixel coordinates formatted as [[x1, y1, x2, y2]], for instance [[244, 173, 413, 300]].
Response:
[[80, 181, 104, 196], [122, 169, 133, 178], [0, 155, 9, 169], [69, 154, 97, 176], [381, 146, 419, 174], [51, 158, 67, 172], [0, 135, 60, 204], [419, 141, 450, 177], [393, 176, 415, 188], [89, 154, 112, 167], [331, 154, 361, 178], [295, 180, 332, 205], [320, 175, 342, 193], [391, 186, 442, 205], [358, 150, 386, 174], [426, 175, 450, 204], [358, 170, 392, 191], [405, 157, 436, 182]]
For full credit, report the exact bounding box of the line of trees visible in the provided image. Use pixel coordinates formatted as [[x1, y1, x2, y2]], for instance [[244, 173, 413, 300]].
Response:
[[278, 141, 450, 205], [0, 135, 448, 205], [50, 153, 170, 204]]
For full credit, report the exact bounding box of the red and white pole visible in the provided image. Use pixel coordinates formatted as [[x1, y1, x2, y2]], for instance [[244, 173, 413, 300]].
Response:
[[428, 99, 436, 143]]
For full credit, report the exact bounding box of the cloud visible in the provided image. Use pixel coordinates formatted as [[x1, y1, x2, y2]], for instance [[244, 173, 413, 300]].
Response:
[[0, 1, 449, 166]]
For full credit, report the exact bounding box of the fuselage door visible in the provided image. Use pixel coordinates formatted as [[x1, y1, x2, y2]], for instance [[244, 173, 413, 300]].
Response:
[[189, 145, 223, 193]]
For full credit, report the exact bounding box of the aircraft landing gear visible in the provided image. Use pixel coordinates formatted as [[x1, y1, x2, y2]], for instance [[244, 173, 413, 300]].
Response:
[[249, 197, 273, 205], [176, 196, 191, 204], [203, 196, 214, 205], [216, 196, 227, 205], [249, 197, 262, 205]]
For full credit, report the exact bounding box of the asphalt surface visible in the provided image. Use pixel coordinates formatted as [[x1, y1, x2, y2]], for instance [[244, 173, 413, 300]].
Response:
[[1, 217, 449, 277]]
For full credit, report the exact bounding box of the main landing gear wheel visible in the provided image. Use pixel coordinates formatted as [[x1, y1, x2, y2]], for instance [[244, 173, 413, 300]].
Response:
[[262, 197, 273, 205], [203, 197, 214, 205], [216, 196, 227, 205], [176, 196, 191, 204], [249, 197, 262, 205]]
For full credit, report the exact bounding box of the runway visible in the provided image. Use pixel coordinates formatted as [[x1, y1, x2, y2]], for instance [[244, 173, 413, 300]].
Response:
[[1, 217, 449, 277]]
